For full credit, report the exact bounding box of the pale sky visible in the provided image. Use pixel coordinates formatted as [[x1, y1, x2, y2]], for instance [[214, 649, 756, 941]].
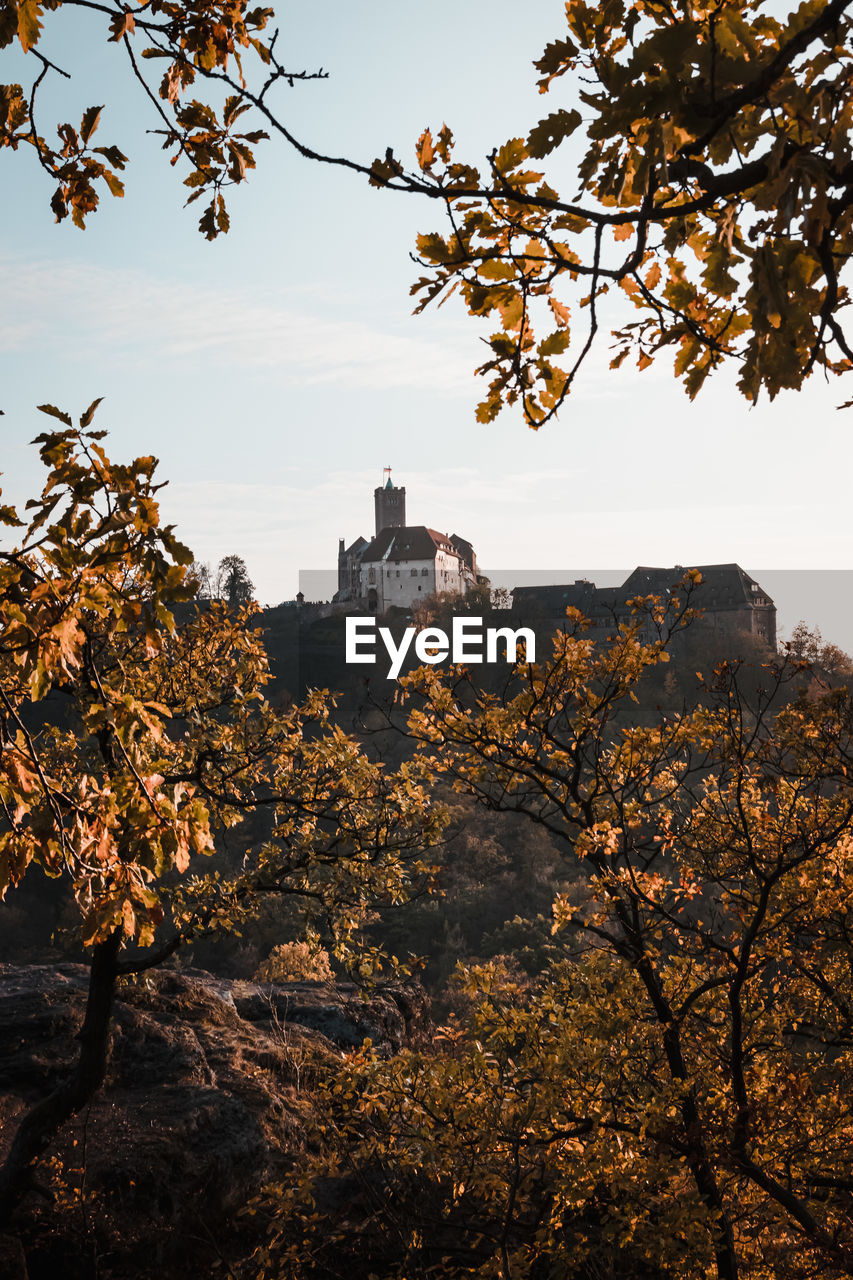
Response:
[[1, 1, 851, 646]]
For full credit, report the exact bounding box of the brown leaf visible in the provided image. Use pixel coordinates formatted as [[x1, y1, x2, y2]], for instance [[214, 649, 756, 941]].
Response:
[[108, 10, 135, 41], [80, 397, 104, 427], [527, 109, 582, 158], [80, 105, 103, 144], [37, 403, 72, 425]]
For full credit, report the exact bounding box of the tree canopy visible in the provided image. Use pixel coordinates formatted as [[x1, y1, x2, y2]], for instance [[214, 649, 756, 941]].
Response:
[[0, 0, 326, 236], [5, 0, 852, 425], [0, 409, 442, 1216], [216, 553, 254, 605], [257, 598, 853, 1279], [391, 0, 853, 424]]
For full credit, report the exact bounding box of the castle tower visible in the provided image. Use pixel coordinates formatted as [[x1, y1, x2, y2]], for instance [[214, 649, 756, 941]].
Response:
[[374, 466, 406, 535]]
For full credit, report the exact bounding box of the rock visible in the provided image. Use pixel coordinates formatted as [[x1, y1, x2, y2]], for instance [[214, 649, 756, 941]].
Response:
[[202, 970, 433, 1054], [0, 1233, 28, 1280], [0, 963, 431, 1279]]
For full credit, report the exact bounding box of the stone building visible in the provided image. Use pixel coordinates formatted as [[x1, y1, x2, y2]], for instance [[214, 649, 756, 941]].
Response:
[[336, 470, 481, 612], [511, 564, 776, 648]]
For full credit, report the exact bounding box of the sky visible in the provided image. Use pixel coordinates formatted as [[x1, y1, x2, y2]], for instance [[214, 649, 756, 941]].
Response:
[[1, 1, 851, 647]]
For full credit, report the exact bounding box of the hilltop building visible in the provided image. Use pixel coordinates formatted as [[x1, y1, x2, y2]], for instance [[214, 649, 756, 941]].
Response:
[[336, 469, 481, 612], [332, 475, 775, 646], [512, 564, 776, 648]]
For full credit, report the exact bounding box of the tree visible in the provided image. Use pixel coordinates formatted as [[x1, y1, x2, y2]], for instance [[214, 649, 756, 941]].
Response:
[[785, 620, 853, 679], [412, 582, 509, 629], [0, 407, 443, 1220], [8, 2, 852, 426], [384, 0, 853, 425], [187, 557, 215, 598], [0, 0, 330, 237], [187, 555, 253, 602], [257, 593, 853, 1279], [216, 552, 254, 606]]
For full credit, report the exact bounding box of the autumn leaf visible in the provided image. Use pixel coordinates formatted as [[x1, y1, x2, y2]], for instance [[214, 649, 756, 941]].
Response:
[[416, 127, 435, 170], [16, 0, 42, 52], [108, 10, 135, 41], [644, 262, 662, 290], [527, 109, 582, 158], [494, 138, 526, 173], [36, 404, 72, 425], [80, 105, 103, 144]]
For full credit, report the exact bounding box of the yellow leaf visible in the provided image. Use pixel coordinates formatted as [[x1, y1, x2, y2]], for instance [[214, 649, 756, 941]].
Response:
[[16, 0, 42, 52]]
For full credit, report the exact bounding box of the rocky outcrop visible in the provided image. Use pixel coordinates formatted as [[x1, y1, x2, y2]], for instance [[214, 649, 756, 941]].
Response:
[[191, 968, 432, 1053], [0, 963, 430, 1280]]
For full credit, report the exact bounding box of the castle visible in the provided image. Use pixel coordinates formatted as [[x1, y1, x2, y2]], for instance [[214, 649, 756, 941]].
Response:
[[332, 472, 777, 648], [335, 470, 481, 612], [512, 565, 777, 648]]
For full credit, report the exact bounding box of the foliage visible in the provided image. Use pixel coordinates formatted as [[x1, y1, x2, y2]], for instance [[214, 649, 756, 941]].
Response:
[[0, 0, 328, 236], [187, 557, 215, 599], [217, 552, 255, 605], [785, 619, 853, 679], [413, 584, 511, 628], [367, 0, 853, 425], [9, 1, 850, 425], [370, 795, 575, 995], [188, 554, 254, 604], [253, 939, 333, 984], [0, 408, 443, 1213], [0, 414, 438, 956], [255, 592, 853, 1279], [10, 0, 853, 426]]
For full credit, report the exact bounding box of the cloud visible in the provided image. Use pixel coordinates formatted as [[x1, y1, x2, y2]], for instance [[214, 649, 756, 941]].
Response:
[[0, 256, 477, 394], [0, 255, 666, 405], [162, 464, 590, 551]]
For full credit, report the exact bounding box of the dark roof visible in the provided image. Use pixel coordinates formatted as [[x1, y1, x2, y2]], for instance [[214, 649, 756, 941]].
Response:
[[512, 581, 599, 615], [450, 533, 475, 571], [341, 535, 368, 558], [622, 564, 773, 608], [512, 565, 774, 615], [359, 525, 461, 564]]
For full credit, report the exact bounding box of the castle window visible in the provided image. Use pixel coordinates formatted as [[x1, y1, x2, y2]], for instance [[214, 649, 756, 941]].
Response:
[[396, 570, 400, 577], [421, 568, 428, 576], [411, 568, 417, 576]]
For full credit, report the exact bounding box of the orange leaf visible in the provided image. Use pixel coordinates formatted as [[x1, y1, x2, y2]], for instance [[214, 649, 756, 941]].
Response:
[[416, 128, 435, 170], [644, 262, 662, 290]]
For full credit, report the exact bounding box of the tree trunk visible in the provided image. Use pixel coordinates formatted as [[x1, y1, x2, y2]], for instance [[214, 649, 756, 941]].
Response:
[[0, 930, 122, 1225]]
